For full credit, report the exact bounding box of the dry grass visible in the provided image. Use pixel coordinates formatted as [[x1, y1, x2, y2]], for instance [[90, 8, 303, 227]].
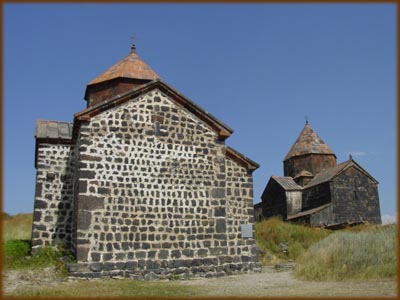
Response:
[[3, 213, 32, 242], [295, 224, 397, 281], [255, 217, 331, 263]]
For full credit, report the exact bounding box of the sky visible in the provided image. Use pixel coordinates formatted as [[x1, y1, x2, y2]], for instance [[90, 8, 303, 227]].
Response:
[[3, 4, 397, 223]]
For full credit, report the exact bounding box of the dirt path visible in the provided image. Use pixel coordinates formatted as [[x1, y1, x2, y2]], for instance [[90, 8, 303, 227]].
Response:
[[178, 267, 397, 297], [3, 267, 397, 297]]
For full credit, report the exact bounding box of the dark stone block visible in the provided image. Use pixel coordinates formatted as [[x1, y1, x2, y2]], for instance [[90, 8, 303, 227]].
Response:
[[211, 188, 225, 199], [214, 207, 226, 217], [33, 211, 42, 222], [91, 253, 101, 262], [159, 250, 169, 259], [146, 260, 155, 269], [103, 262, 115, 271], [79, 170, 95, 179], [138, 259, 146, 269], [78, 195, 104, 210], [181, 249, 194, 259], [35, 182, 42, 197], [98, 187, 110, 195], [35, 200, 48, 209], [241, 255, 250, 262], [136, 251, 146, 259], [33, 224, 46, 231], [79, 180, 87, 193], [90, 262, 103, 271], [106, 233, 113, 241], [103, 253, 113, 261], [76, 247, 89, 262], [198, 249, 208, 257], [148, 251, 157, 259], [216, 219, 226, 233], [171, 250, 181, 259], [126, 261, 138, 270], [209, 247, 228, 256], [116, 262, 126, 270], [44, 216, 53, 222], [77, 211, 91, 230]]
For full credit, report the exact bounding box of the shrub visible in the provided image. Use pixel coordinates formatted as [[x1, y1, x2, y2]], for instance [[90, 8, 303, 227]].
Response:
[[295, 224, 397, 281], [3, 239, 75, 275]]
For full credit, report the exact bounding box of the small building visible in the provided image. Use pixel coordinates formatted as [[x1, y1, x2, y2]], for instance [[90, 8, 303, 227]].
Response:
[[256, 121, 381, 228], [32, 44, 261, 279]]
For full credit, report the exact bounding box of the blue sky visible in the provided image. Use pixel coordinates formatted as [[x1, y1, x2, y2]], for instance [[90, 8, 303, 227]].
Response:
[[3, 4, 397, 222]]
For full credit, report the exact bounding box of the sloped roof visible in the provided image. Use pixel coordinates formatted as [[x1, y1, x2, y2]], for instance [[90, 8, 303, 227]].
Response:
[[284, 122, 335, 161], [305, 159, 378, 188], [287, 203, 331, 220], [75, 79, 233, 140], [271, 176, 302, 191], [88, 45, 160, 86], [226, 146, 259, 171], [35, 119, 73, 140]]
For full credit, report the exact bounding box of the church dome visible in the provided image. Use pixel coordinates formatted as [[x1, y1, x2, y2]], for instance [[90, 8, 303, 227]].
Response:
[[84, 44, 160, 107], [284, 121, 335, 161], [87, 44, 159, 85]]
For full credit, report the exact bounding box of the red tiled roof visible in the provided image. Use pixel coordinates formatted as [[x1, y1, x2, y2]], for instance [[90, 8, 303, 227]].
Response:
[[284, 122, 335, 161], [88, 47, 159, 85]]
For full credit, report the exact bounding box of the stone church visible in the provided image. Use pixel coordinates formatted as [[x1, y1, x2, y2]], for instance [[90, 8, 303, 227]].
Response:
[[32, 44, 261, 279], [255, 121, 381, 229]]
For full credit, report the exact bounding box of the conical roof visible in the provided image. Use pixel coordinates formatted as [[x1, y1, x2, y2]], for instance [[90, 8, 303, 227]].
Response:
[[88, 45, 160, 85], [284, 122, 335, 161]]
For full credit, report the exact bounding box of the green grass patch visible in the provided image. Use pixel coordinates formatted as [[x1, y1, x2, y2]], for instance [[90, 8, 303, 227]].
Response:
[[3, 238, 75, 276], [255, 217, 331, 263], [3, 213, 32, 242], [295, 224, 397, 281], [10, 278, 201, 297]]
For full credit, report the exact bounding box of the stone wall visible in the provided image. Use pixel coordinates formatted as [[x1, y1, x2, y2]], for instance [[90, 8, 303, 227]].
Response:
[[32, 143, 75, 252], [332, 166, 381, 225], [284, 154, 337, 178], [69, 88, 260, 278]]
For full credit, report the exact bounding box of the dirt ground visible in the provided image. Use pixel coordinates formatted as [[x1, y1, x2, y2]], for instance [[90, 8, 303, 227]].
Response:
[[3, 266, 397, 297], [179, 267, 397, 297]]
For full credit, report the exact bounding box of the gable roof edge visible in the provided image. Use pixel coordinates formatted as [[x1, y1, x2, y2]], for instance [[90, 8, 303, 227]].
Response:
[[74, 79, 233, 141]]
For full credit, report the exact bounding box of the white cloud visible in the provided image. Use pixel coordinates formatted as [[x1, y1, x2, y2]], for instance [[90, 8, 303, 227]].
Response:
[[381, 214, 397, 225]]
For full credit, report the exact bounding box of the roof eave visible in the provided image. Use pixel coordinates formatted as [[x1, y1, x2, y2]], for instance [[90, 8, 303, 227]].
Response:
[[75, 79, 234, 141], [225, 146, 260, 172]]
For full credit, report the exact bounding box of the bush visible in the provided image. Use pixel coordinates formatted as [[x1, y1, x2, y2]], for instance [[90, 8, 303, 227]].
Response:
[[255, 217, 331, 263], [3, 240, 75, 275], [3, 240, 31, 260], [295, 224, 397, 281]]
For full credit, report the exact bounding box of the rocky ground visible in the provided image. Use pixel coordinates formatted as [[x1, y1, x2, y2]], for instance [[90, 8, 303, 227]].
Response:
[[3, 266, 397, 297]]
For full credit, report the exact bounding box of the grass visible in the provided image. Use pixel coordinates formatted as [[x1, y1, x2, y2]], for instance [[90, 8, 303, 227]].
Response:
[[295, 224, 397, 281], [2, 212, 32, 242], [10, 278, 201, 297], [2, 213, 74, 275], [255, 217, 331, 263]]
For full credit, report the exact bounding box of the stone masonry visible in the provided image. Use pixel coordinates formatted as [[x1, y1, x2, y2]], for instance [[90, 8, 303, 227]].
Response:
[[33, 46, 261, 280]]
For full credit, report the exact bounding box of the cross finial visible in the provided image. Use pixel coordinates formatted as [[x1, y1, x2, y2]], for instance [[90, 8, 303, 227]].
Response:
[[130, 35, 137, 52], [305, 115, 309, 124]]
